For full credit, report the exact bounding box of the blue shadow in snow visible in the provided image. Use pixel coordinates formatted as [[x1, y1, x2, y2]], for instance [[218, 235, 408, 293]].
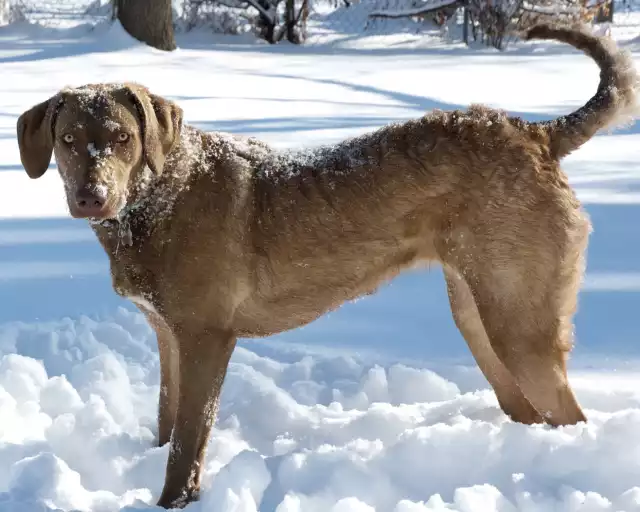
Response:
[[0, 217, 129, 323], [0, 163, 56, 173], [197, 71, 640, 137], [194, 115, 406, 135], [0, 21, 139, 64], [571, 203, 640, 358]]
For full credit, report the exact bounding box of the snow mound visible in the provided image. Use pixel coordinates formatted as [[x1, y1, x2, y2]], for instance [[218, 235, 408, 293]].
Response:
[[0, 311, 638, 511]]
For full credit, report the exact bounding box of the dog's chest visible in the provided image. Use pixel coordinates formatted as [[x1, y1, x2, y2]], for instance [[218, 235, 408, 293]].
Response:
[[93, 221, 161, 311], [111, 257, 153, 300]]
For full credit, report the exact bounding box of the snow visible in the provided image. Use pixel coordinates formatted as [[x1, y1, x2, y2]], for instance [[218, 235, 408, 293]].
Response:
[[0, 14, 639, 512]]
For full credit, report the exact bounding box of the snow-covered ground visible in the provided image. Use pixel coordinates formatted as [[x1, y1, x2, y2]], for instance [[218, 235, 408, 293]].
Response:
[[0, 15, 640, 512]]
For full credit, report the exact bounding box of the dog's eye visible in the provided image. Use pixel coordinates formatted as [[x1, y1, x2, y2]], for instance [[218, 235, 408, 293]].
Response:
[[62, 134, 74, 144], [117, 133, 130, 143]]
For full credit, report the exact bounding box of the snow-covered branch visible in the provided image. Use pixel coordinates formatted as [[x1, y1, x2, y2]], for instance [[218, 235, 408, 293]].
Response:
[[244, 0, 276, 22], [369, 0, 459, 18]]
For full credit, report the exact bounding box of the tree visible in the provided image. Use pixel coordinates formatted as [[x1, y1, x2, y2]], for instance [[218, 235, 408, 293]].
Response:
[[0, 0, 7, 25], [284, 0, 309, 43], [594, 0, 614, 22], [465, 0, 612, 50], [113, 0, 177, 51], [181, 0, 309, 44], [368, 0, 610, 50]]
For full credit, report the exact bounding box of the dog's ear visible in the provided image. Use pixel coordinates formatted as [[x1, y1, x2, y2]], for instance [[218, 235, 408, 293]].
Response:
[[16, 95, 62, 179], [126, 84, 183, 175]]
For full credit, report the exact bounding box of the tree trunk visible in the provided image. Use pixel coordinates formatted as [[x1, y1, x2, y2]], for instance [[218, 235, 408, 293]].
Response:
[[114, 0, 176, 51], [254, 0, 278, 44], [594, 0, 614, 23], [284, 0, 308, 43], [463, 5, 469, 45], [0, 0, 7, 25]]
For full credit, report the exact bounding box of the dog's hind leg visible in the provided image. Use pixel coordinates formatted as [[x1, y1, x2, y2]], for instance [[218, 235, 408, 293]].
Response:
[[440, 205, 590, 427], [444, 266, 543, 424]]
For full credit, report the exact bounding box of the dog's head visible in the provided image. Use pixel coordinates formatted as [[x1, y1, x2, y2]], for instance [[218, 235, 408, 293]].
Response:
[[17, 82, 183, 220]]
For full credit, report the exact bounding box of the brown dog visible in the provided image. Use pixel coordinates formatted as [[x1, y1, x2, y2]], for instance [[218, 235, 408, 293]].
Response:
[[16, 23, 639, 509]]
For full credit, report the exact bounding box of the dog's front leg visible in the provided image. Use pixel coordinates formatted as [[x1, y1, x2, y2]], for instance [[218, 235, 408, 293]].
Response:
[[156, 324, 236, 509], [148, 313, 180, 447], [141, 310, 180, 447]]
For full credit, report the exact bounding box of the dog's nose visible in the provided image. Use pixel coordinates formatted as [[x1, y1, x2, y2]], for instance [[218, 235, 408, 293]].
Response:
[[75, 187, 107, 216]]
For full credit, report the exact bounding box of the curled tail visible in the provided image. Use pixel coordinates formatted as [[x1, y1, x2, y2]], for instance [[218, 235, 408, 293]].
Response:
[[524, 23, 640, 159]]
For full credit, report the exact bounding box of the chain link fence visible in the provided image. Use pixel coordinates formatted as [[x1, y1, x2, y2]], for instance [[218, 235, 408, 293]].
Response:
[[1, 0, 638, 47]]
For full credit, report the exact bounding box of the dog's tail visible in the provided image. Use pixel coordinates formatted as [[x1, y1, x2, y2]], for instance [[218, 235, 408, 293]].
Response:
[[523, 23, 640, 159]]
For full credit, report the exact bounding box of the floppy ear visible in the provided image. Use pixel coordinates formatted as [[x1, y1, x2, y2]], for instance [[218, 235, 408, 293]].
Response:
[[126, 84, 183, 175], [16, 95, 62, 179]]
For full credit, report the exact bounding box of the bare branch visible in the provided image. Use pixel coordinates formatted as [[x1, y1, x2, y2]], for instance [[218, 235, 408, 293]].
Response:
[[214, 0, 249, 9], [294, 0, 309, 25], [244, 0, 275, 22], [369, 0, 460, 19]]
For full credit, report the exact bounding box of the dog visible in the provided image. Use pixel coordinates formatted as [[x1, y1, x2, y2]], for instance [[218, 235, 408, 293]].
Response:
[[16, 23, 639, 509]]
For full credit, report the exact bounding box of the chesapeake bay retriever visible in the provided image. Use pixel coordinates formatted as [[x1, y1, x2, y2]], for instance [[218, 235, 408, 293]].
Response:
[[16, 23, 639, 509]]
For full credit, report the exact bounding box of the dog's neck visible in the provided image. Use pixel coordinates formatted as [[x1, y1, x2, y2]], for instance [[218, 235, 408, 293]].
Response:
[[89, 125, 207, 249], [87, 124, 275, 253]]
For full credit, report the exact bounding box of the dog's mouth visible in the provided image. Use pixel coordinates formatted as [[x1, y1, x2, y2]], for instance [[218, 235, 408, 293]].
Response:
[[68, 193, 122, 221], [66, 180, 128, 221], [70, 208, 115, 220]]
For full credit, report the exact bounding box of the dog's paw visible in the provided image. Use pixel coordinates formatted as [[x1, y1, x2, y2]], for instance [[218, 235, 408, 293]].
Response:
[[156, 486, 200, 510], [156, 433, 171, 448], [156, 423, 174, 448]]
